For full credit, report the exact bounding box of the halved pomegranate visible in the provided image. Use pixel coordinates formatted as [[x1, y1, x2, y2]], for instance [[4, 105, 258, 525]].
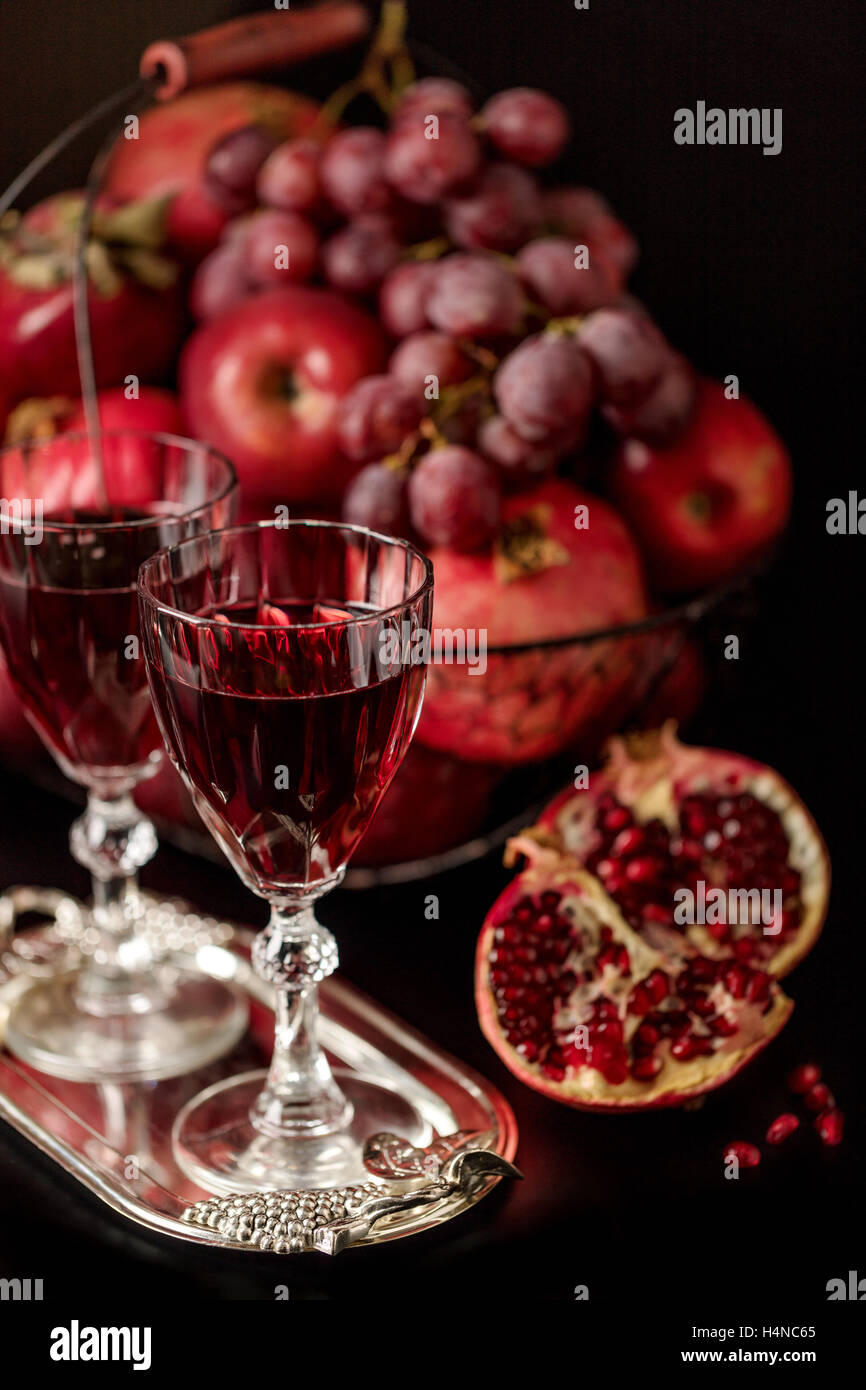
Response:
[[475, 840, 793, 1110], [539, 724, 829, 977]]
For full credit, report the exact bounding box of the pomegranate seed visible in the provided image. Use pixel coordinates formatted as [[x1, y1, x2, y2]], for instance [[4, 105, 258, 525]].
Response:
[[596, 858, 616, 880], [635, 1021, 661, 1049], [645, 969, 669, 1004], [746, 971, 771, 1004], [540, 890, 562, 912], [707, 1013, 738, 1037], [815, 1110, 844, 1146], [724, 1141, 761, 1168], [628, 984, 651, 1016], [625, 855, 661, 884], [683, 807, 708, 836], [611, 826, 646, 858], [670, 1035, 697, 1061], [723, 963, 750, 999], [541, 1062, 565, 1082], [603, 806, 630, 832], [766, 1113, 799, 1145], [788, 1063, 821, 1094], [804, 1082, 835, 1112], [632, 1054, 662, 1080]]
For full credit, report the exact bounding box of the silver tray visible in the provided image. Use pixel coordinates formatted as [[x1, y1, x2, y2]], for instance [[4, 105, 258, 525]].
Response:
[[0, 894, 519, 1254]]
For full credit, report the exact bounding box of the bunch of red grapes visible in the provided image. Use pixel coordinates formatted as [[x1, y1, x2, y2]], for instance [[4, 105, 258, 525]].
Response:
[[194, 77, 697, 553]]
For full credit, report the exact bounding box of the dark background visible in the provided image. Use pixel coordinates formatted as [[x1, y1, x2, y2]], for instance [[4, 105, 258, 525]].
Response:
[[0, 0, 864, 1335]]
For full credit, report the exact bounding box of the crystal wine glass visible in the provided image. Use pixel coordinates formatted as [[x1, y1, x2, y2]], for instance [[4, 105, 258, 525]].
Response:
[[0, 430, 248, 1080], [138, 520, 433, 1193]]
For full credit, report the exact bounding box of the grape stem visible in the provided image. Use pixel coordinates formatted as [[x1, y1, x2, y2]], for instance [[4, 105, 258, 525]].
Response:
[[314, 0, 413, 133]]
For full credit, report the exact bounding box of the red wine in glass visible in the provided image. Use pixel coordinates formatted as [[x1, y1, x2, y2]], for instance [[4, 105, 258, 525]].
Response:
[[0, 435, 247, 1082], [150, 598, 425, 891], [139, 520, 434, 1192]]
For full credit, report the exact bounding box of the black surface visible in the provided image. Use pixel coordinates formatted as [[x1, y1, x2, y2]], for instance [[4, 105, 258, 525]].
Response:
[[0, 0, 864, 1337]]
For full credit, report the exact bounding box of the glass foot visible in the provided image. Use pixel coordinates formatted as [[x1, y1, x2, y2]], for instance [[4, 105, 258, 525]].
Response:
[[4, 966, 248, 1082], [172, 1068, 433, 1195]]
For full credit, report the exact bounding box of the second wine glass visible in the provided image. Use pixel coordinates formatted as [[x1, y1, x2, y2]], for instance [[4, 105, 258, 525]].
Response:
[[138, 520, 433, 1192]]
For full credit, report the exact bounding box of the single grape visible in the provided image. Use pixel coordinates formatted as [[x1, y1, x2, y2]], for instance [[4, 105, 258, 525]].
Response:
[[257, 138, 322, 213], [389, 331, 473, 397], [407, 446, 501, 552], [384, 113, 481, 205], [343, 462, 411, 538], [543, 185, 639, 277], [426, 253, 524, 338], [337, 375, 424, 463], [204, 125, 279, 214], [604, 353, 697, 444], [189, 241, 251, 321], [494, 332, 596, 442], [444, 163, 542, 252], [477, 413, 560, 491], [320, 127, 391, 217], [481, 87, 570, 166], [322, 216, 401, 294], [577, 307, 671, 408], [240, 209, 319, 286], [392, 77, 475, 124], [516, 236, 621, 315], [378, 261, 437, 337]]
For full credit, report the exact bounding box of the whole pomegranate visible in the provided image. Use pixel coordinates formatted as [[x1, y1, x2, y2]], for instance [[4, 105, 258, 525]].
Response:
[[416, 478, 649, 764], [103, 83, 320, 260], [0, 193, 186, 402], [352, 744, 500, 867]]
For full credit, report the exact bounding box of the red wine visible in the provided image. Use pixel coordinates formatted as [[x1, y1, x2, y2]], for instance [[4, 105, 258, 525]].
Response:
[[147, 599, 426, 891], [0, 506, 170, 787]]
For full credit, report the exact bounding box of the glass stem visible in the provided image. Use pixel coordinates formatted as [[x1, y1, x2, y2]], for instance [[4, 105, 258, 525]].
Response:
[[68, 791, 161, 1016], [250, 903, 353, 1138]]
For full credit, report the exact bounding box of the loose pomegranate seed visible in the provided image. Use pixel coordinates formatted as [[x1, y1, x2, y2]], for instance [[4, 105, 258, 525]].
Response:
[[766, 1113, 799, 1145], [724, 1141, 761, 1168], [788, 1063, 821, 1094], [815, 1110, 844, 1146], [804, 1082, 835, 1112]]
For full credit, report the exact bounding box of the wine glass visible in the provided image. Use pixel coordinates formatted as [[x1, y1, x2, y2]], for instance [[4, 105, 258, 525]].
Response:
[[138, 520, 434, 1193], [0, 430, 248, 1081]]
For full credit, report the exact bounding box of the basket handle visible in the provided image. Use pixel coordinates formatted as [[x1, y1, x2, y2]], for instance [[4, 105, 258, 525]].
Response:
[[140, 2, 371, 100]]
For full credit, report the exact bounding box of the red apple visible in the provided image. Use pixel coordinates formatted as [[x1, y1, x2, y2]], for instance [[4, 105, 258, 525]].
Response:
[[179, 287, 387, 511], [609, 379, 792, 592]]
